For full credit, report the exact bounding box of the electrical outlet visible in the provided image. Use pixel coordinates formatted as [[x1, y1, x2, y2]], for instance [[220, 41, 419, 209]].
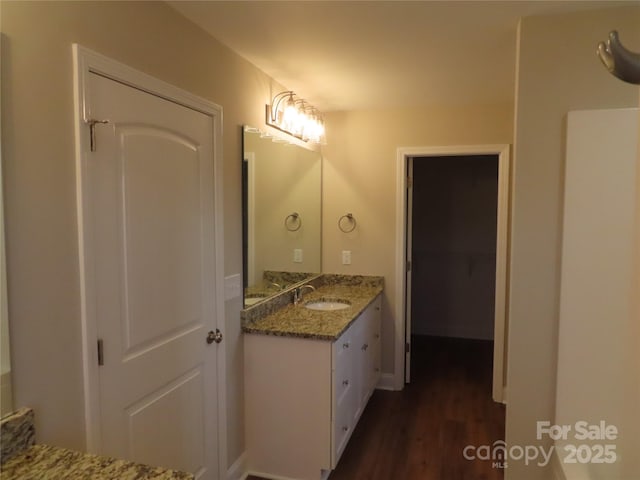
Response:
[[293, 249, 303, 263], [342, 250, 352, 265]]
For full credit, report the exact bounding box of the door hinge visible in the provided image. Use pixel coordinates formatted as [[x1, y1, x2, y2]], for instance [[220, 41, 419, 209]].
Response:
[[407, 176, 413, 188], [406, 260, 412, 272], [97, 339, 104, 366], [405, 342, 411, 353], [86, 119, 110, 152]]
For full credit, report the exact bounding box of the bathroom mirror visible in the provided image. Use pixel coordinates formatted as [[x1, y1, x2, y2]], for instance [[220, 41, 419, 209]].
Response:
[[242, 126, 322, 308]]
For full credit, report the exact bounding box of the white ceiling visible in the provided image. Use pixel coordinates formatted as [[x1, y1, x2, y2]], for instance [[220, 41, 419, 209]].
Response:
[[168, 1, 632, 112]]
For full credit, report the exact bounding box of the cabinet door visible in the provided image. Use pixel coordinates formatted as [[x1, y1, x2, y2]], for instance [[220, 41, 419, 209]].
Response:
[[352, 313, 367, 421], [331, 293, 383, 468], [357, 295, 382, 410], [332, 321, 357, 466], [367, 296, 382, 395], [246, 334, 332, 479]]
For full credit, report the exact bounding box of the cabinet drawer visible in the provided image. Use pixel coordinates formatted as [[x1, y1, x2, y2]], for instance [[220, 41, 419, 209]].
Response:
[[334, 327, 354, 366], [333, 385, 355, 463], [334, 360, 353, 403], [368, 344, 381, 393], [370, 296, 382, 338]]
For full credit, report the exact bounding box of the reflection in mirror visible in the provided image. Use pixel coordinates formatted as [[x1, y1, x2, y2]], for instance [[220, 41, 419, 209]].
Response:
[[242, 126, 322, 308]]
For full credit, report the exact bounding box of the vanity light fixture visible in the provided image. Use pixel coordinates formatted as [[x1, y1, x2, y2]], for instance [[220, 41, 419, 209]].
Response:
[[266, 91, 326, 144], [597, 30, 640, 85]]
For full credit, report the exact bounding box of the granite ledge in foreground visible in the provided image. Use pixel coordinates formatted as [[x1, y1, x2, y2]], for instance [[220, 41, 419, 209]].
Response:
[[0, 444, 194, 480], [1, 407, 193, 480]]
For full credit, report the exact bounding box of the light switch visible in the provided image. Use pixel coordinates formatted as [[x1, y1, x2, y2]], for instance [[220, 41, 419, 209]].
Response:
[[293, 249, 303, 263], [342, 250, 352, 265]]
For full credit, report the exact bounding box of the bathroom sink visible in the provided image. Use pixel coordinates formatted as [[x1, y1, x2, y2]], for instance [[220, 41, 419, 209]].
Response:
[[304, 299, 351, 311], [244, 294, 268, 307]]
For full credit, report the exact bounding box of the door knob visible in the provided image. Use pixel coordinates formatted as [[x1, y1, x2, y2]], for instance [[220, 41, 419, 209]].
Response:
[[206, 329, 223, 344]]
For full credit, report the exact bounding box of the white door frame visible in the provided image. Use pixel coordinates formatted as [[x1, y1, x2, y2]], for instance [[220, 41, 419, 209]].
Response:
[[72, 45, 227, 475], [395, 144, 510, 403]]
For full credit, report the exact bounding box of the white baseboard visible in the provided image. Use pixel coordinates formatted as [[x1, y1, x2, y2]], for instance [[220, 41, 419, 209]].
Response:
[[227, 452, 248, 480], [376, 373, 397, 391]]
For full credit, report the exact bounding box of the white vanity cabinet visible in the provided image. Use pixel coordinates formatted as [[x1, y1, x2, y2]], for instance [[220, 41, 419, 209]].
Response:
[[331, 295, 381, 464], [244, 294, 382, 480]]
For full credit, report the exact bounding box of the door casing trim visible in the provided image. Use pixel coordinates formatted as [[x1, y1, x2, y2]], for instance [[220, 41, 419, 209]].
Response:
[[72, 44, 227, 475], [395, 144, 510, 404]]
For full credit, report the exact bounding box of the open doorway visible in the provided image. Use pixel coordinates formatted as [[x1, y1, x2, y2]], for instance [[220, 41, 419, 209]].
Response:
[[395, 145, 510, 403], [410, 155, 498, 341], [408, 155, 500, 424]]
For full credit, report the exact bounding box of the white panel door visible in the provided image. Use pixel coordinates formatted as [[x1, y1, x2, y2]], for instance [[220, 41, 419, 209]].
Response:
[[86, 72, 219, 479]]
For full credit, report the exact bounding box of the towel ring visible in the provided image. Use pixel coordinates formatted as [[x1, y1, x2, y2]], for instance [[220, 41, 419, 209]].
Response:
[[338, 213, 356, 233], [285, 212, 302, 232]]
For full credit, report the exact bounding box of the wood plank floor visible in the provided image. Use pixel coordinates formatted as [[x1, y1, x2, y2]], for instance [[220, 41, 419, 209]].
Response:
[[248, 335, 505, 480]]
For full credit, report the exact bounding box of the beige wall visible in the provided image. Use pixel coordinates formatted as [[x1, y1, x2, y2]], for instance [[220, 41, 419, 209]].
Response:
[[627, 102, 640, 480], [507, 7, 640, 480], [0, 0, 288, 466], [321, 104, 513, 374]]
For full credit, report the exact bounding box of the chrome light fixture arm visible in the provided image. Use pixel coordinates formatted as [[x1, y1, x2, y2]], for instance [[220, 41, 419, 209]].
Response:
[[266, 90, 326, 144]]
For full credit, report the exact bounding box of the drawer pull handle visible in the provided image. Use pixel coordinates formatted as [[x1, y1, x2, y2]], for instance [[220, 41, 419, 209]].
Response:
[[374, 333, 380, 339], [343, 342, 350, 349], [362, 343, 368, 351], [342, 426, 349, 432], [342, 379, 349, 386]]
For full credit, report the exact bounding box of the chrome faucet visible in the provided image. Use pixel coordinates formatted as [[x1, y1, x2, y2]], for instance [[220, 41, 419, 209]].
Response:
[[293, 284, 316, 305]]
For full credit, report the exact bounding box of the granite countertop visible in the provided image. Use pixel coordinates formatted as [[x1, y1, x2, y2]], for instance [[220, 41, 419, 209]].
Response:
[[242, 274, 383, 341], [1, 444, 194, 480], [1, 408, 193, 480]]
